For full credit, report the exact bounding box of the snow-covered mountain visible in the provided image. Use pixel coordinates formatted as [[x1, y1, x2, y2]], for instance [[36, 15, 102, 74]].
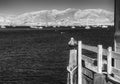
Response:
[[0, 8, 114, 26]]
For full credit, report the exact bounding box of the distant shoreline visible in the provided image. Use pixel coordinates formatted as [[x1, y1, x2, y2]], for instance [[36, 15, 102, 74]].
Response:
[[0, 26, 114, 33], [0, 25, 114, 29]]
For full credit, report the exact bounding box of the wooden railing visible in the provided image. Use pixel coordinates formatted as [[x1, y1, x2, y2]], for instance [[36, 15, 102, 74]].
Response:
[[67, 39, 120, 84], [78, 41, 106, 84], [107, 47, 120, 83], [82, 43, 104, 73], [78, 41, 120, 84]]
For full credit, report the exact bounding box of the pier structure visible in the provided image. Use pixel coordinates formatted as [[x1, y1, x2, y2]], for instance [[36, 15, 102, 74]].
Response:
[[67, 37, 120, 84]]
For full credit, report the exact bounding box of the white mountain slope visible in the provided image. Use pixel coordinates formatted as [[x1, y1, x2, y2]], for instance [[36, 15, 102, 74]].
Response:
[[0, 8, 114, 26]]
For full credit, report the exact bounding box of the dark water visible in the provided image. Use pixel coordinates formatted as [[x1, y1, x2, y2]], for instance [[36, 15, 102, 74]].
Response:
[[0, 28, 114, 84]]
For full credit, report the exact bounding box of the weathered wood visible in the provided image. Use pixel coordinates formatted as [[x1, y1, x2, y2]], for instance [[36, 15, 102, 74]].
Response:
[[98, 45, 103, 74], [103, 49, 108, 56], [67, 37, 78, 84], [114, 40, 117, 52], [114, 75, 120, 82], [68, 37, 77, 46], [107, 47, 120, 83], [82, 55, 96, 64], [67, 73, 70, 84], [82, 74, 93, 84], [84, 61, 98, 73], [94, 73, 107, 84], [70, 72, 73, 84], [107, 47, 112, 74], [82, 44, 98, 53], [112, 51, 120, 60], [67, 39, 120, 84], [82, 67, 94, 79], [82, 44, 108, 56], [112, 67, 120, 77], [67, 66, 78, 84], [78, 41, 82, 84], [82, 55, 98, 72], [114, 43, 120, 69], [108, 75, 120, 83], [68, 49, 77, 70]]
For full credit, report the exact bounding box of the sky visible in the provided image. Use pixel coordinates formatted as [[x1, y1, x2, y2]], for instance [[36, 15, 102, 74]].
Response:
[[0, 0, 114, 14]]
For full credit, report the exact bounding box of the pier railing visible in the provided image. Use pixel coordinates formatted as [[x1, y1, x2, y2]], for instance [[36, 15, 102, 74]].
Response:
[[107, 47, 120, 83], [67, 38, 120, 84], [78, 41, 107, 84]]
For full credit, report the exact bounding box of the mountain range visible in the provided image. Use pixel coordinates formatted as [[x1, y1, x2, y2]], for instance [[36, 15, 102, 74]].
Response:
[[0, 8, 114, 26]]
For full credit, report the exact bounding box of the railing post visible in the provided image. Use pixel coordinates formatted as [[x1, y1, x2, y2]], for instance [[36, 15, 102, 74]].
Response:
[[98, 45, 103, 74], [78, 41, 82, 84], [70, 72, 73, 84], [114, 40, 117, 69], [114, 40, 117, 52], [107, 47, 112, 74], [67, 37, 77, 84]]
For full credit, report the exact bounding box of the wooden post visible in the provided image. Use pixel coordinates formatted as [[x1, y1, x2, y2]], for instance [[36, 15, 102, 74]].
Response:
[[98, 45, 103, 74], [67, 37, 77, 84], [70, 72, 73, 84], [114, 40, 117, 52], [78, 41, 82, 84], [107, 47, 112, 74], [114, 40, 117, 69], [67, 73, 70, 84]]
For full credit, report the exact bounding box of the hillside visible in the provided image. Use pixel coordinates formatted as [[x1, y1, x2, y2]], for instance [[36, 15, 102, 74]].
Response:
[[0, 8, 114, 26]]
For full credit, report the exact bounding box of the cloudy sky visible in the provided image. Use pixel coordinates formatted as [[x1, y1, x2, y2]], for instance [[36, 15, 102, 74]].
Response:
[[0, 0, 114, 14]]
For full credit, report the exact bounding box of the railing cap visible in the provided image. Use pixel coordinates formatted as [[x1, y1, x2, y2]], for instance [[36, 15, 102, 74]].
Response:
[[68, 37, 77, 48]]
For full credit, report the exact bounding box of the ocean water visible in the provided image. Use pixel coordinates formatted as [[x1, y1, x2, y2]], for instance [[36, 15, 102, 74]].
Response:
[[0, 28, 114, 84]]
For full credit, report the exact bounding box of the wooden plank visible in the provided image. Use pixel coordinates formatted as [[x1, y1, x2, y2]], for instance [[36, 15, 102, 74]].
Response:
[[114, 75, 120, 82], [84, 61, 98, 73], [78, 41, 82, 84], [112, 51, 120, 60], [107, 47, 112, 74], [82, 67, 94, 79], [82, 44, 108, 56], [82, 73, 93, 84], [108, 75, 120, 83], [114, 40, 117, 52], [97, 45, 103, 73], [67, 73, 70, 84], [82, 55, 96, 64], [82, 44, 98, 53], [112, 67, 120, 77], [68, 49, 77, 70], [103, 49, 108, 56], [112, 51, 120, 69]]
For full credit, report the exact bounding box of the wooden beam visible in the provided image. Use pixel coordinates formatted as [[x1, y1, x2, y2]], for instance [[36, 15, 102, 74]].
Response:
[[103, 49, 108, 56], [107, 47, 112, 74], [112, 67, 120, 77], [98, 45, 103, 74], [82, 67, 94, 79], [78, 41, 82, 84], [82, 55, 96, 64], [82, 44, 98, 53], [112, 52, 120, 60], [84, 61, 98, 73], [82, 44, 108, 56], [108, 75, 120, 83]]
